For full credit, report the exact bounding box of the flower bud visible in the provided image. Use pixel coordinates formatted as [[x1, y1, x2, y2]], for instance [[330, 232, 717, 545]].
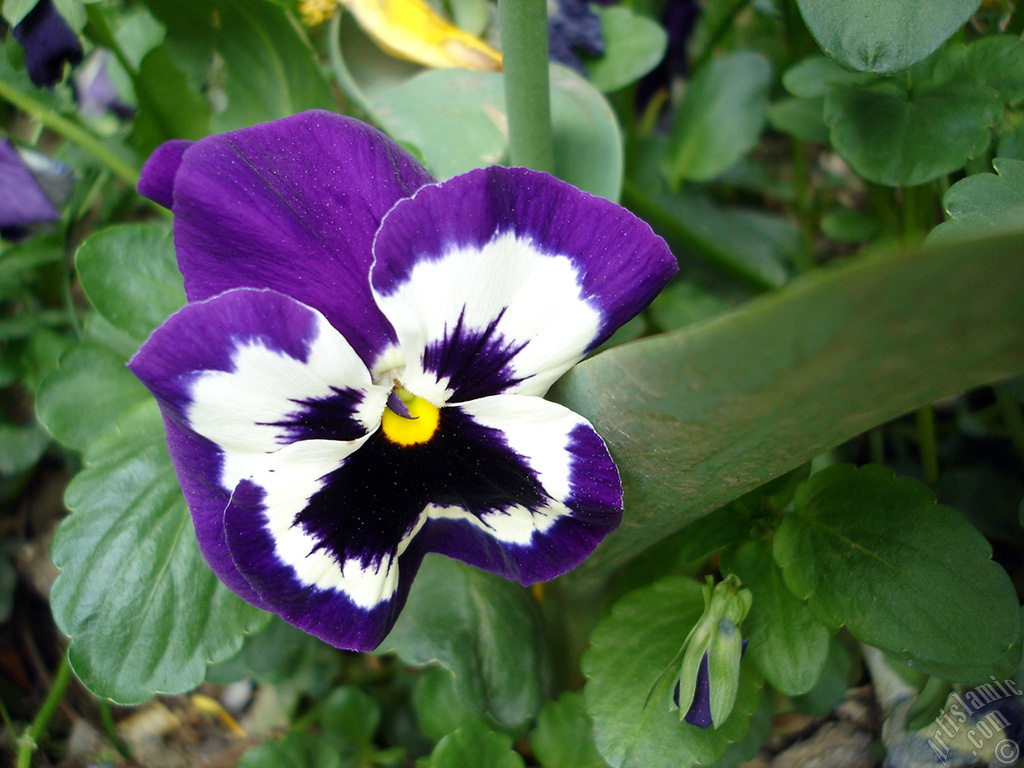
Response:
[[671, 575, 752, 729]]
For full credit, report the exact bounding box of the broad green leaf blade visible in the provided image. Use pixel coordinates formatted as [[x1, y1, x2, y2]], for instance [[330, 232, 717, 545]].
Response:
[[424, 724, 525, 768], [775, 465, 1021, 682], [795, 0, 980, 73], [584, 6, 667, 93], [318, 687, 381, 751], [210, 0, 335, 132], [414, 666, 483, 742], [373, 65, 622, 200], [130, 44, 211, 155], [379, 555, 551, 732], [50, 402, 268, 703], [824, 80, 1001, 187], [721, 540, 830, 696], [930, 158, 1024, 243], [0, 421, 50, 476], [663, 52, 771, 184], [75, 223, 186, 342], [2, 0, 38, 27], [530, 692, 609, 768], [582, 577, 762, 768], [964, 35, 1024, 104], [35, 343, 150, 451], [552, 230, 1024, 579]]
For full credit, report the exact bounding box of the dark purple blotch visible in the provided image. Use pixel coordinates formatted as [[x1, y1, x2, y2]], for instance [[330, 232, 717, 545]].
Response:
[[12, 0, 83, 88]]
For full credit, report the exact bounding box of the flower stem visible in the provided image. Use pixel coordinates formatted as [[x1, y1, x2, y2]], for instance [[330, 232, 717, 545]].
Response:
[[0, 79, 140, 188], [498, 0, 554, 173], [16, 650, 72, 768], [328, 11, 386, 127]]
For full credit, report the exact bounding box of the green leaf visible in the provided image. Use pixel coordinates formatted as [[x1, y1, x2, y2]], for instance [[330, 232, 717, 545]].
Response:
[[35, 343, 150, 451], [0, 421, 50, 476], [584, 6, 667, 93], [664, 52, 771, 184], [781, 55, 875, 99], [963, 35, 1024, 104], [75, 223, 186, 342], [721, 540, 830, 696], [318, 687, 380, 751], [379, 555, 551, 732], [237, 734, 345, 768], [130, 44, 211, 155], [790, 636, 851, 716], [552, 230, 1024, 579], [766, 97, 830, 144], [50, 402, 268, 703], [373, 65, 622, 200], [929, 158, 1024, 242], [795, 0, 980, 73], [582, 577, 763, 768], [2, 0, 38, 27], [824, 80, 1001, 186], [423, 724, 525, 768], [414, 665, 483, 742], [774, 464, 1022, 683], [530, 692, 609, 768], [210, 0, 335, 132], [623, 180, 791, 289]]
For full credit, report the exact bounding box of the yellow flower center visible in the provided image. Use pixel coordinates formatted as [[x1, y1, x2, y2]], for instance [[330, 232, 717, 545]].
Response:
[[381, 387, 440, 446]]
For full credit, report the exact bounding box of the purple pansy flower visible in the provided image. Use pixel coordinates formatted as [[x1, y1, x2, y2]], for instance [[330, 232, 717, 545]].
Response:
[[129, 110, 676, 651], [0, 139, 62, 241], [12, 0, 83, 89]]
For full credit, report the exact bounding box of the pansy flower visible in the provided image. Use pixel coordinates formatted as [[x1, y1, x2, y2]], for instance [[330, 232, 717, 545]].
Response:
[[130, 110, 676, 651], [12, 0, 83, 89]]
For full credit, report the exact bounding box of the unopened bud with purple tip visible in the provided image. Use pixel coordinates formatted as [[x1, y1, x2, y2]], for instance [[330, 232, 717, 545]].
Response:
[[670, 575, 752, 729]]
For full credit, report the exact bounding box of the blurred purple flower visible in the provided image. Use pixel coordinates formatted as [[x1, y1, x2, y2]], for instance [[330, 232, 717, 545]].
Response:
[[11, 0, 82, 89], [74, 51, 135, 120], [637, 0, 701, 110], [547, 0, 605, 74], [0, 139, 62, 241]]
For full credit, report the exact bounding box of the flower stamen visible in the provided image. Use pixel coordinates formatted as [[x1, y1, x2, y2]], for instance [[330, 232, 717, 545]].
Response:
[[381, 387, 440, 446]]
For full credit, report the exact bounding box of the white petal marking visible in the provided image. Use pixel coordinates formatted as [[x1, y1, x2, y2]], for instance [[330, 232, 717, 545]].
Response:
[[186, 310, 389, 491], [374, 230, 603, 401]]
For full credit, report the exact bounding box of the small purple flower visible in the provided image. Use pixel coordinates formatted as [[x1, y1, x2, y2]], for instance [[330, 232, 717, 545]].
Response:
[[0, 139, 61, 241], [129, 111, 676, 651], [548, 0, 605, 74], [12, 0, 83, 89]]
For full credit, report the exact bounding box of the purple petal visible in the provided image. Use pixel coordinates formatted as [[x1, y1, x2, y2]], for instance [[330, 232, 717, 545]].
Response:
[[129, 288, 388, 609], [418, 395, 622, 584], [372, 166, 676, 400], [681, 651, 713, 728], [212, 392, 619, 649], [222, 476, 427, 651], [138, 139, 192, 210], [161, 111, 434, 366], [0, 139, 60, 237], [12, 0, 82, 88]]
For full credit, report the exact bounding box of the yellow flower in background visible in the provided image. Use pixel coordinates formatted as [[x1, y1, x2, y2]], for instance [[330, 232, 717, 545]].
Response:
[[301, 0, 502, 72]]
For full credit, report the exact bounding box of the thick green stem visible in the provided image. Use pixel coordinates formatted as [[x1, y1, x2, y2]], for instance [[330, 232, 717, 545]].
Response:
[[498, 0, 554, 173], [16, 651, 72, 768], [0, 79, 139, 187]]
